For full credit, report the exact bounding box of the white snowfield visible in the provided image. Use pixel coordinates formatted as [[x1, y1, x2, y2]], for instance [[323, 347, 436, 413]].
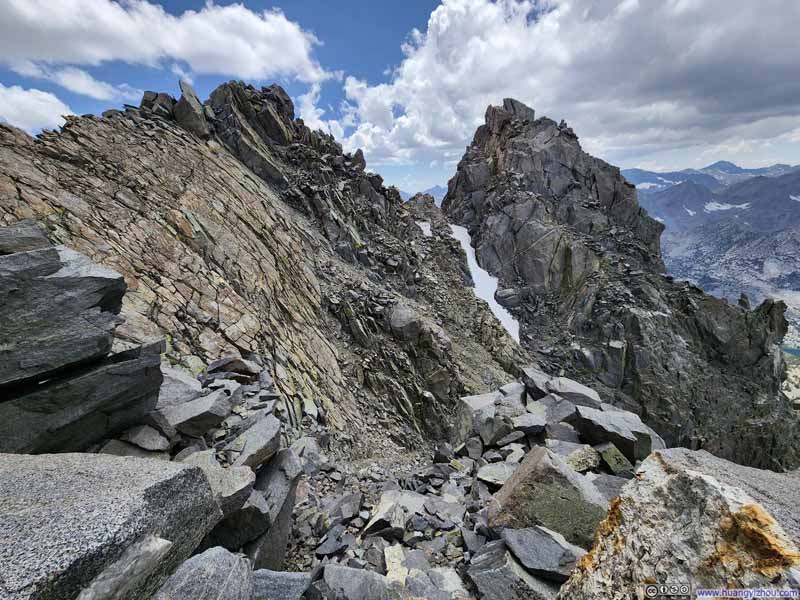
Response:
[[684, 206, 696, 216], [790, 194, 800, 203], [416, 221, 432, 237], [704, 201, 751, 212], [449, 224, 520, 343]]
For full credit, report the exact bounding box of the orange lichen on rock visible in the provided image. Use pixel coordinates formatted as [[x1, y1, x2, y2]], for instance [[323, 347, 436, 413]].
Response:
[[573, 496, 626, 577], [703, 503, 800, 579]]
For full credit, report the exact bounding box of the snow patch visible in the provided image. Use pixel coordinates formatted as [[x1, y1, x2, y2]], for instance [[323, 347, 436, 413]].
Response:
[[684, 206, 696, 216], [704, 201, 751, 212], [417, 221, 432, 237], [449, 225, 520, 343], [637, 182, 663, 190], [790, 195, 800, 203]]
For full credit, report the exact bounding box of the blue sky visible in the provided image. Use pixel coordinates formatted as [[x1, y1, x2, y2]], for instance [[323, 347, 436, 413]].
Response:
[[2, 0, 800, 193]]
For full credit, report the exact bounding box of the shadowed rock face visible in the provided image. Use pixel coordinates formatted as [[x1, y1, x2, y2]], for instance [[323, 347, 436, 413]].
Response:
[[444, 98, 798, 470]]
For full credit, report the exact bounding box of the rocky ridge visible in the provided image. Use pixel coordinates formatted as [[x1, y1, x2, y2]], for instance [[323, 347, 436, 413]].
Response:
[[443, 98, 799, 470]]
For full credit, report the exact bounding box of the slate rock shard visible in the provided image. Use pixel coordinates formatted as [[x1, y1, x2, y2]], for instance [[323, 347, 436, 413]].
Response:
[[444, 97, 799, 470], [0, 453, 221, 600], [559, 448, 800, 598], [0, 339, 164, 454], [0, 241, 126, 388], [173, 79, 210, 139], [152, 546, 253, 600]]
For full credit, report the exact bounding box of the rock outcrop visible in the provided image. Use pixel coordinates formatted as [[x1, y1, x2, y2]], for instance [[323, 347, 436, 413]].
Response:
[[559, 448, 800, 597], [443, 98, 799, 469]]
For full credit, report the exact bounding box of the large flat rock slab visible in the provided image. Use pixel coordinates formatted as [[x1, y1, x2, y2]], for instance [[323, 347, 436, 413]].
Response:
[[0, 244, 126, 388], [0, 340, 164, 453], [0, 452, 222, 600]]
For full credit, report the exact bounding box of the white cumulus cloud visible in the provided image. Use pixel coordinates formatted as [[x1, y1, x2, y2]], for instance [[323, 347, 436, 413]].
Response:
[[0, 84, 72, 132], [0, 0, 330, 83], [321, 0, 800, 168], [12, 62, 141, 102]]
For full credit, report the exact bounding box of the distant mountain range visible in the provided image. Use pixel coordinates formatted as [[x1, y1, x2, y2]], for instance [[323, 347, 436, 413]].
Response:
[[624, 161, 800, 344], [623, 161, 799, 192], [399, 184, 447, 204]]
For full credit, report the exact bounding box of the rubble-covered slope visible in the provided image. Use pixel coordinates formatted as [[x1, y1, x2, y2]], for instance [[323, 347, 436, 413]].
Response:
[[443, 98, 798, 470], [0, 81, 525, 456]]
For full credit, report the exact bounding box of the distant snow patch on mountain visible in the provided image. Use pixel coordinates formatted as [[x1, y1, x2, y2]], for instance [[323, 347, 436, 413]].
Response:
[[790, 195, 800, 202], [684, 206, 696, 216], [704, 201, 751, 212]]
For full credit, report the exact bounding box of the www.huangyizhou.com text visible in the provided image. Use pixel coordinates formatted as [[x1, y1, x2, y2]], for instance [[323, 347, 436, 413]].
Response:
[[695, 589, 800, 598]]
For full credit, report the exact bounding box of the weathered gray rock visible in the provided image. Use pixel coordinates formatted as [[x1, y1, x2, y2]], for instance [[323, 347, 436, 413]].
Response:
[[252, 569, 311, 600], [488, 447, 607, 548], [0, 219, 49, 254], [245, 448, 302, 570], [156, 388, 232, 438], [76, 535, 173, 600], [568, 404, 663, 462], [389, 303, 424, 342], [545, 377, 602, 408], [522, 368, 601, 408], [594, 441, 634, 476], [173, 80, 210, 138], [535, 394, 577, 424], [512, 411, 546, 434], [585, 472, 628, 503], [152, 546, 252, 600], [0, 452, 221, 600], [313, 565, 396, 600], [99, 439, 169, 461], [468, 541, 559, 600], [502, 526, 585, 582], [453, 392, 501, 445], [559, 449, 800, 597], [140, 91, 175, 117], [207, 355, 263, 377], [0, 340, 164, 453], [364, 490, 428, 537], [203, 489, 271, 550], [157, 365, 202, 409], [502, 98, 536, 121], [228, 413, 281, 469], [180, 450, 255, 517], [120, 424, 170, 451], [477, 462, 519, 486], [545, 440, 600, 473], [0, 244, 126, 388], [352, 148, 366, 172]]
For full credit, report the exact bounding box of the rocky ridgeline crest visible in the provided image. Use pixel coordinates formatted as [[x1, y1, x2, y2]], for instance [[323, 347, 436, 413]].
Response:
[[444, 98, 798, 470], [1, 82, 800, 600]]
